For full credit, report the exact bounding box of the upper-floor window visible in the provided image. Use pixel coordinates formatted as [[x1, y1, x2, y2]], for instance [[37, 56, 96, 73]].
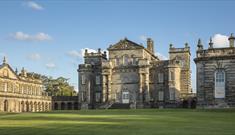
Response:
[[115, 57, 120, 66], [158, 73, 164, 83], [123, 55, 129, 65], [158, 91, 164, 101], [169, 71, 175, 81], [3, 69, 8, 77], [81, 75, 85, 85], [96, 75, 101, 85], [4, 82, 7, 92]]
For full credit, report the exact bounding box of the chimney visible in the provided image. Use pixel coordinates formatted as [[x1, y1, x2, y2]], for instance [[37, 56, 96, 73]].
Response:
[[228, 33, 235, 47], [147, 38, 154, 54]]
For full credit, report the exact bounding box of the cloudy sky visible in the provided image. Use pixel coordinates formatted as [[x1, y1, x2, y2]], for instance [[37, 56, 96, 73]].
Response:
[[0, 0, 234, 92]]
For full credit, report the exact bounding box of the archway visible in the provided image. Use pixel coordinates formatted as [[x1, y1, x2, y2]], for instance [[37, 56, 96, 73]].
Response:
[[45, 102, 48, 111], [4, 100, 8, 112], [38, 102, 41, 112], [54, 102, 58, 110], [61, 102, 65, 110], [21, 101, 25, 112], [67, 102, 72, 110], [190, 99, 197, 109], [182, 100, 188, 108], [74, 102, 78, 110], [26, 101, 29, 112]]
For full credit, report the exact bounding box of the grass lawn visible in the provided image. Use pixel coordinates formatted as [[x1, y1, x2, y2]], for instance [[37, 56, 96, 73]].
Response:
[[0, 109, 235, 135]]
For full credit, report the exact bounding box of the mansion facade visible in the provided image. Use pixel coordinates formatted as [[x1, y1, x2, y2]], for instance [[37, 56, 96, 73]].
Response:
[[0, 58, 51, 112], [194, 34, 235, 108], [78, 38, 192, 109]]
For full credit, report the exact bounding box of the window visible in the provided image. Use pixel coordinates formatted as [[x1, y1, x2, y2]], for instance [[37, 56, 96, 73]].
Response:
[[169, 88, 175, 100], [3, 70, 8, 77], [215, 70, 225, 98], [123, 55, 129, 65], [4, 82, 7, 92], [122, 92, 129, 99], [81, 75, 85, 85], [169, 71, 175, 81], [96, 75, 100, 85], [95, 93, 101, 102], [158, 73, 164, 83], [158, 91, 164, 101], [116, 58, 120, 66]]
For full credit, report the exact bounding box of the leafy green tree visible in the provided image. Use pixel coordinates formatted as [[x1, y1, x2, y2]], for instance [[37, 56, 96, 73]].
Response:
[[27, 72, 77, 96]]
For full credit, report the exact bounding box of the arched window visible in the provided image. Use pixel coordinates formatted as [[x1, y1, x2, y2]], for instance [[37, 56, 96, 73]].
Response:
[[215, 70, 225, 98]]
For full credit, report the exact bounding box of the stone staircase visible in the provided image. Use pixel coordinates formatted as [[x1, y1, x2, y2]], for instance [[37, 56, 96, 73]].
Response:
[[215, 99, 229, 108], [108, 103, 130, 109]]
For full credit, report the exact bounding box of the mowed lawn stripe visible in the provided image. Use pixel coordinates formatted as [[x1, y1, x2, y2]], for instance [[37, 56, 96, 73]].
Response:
[[0, 109, 235, 135]]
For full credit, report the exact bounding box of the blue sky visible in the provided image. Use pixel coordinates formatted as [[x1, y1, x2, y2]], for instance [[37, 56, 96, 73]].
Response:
[[0, 0, 234, 92]]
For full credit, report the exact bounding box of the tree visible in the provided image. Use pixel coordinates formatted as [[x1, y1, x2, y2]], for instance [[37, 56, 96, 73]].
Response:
[[43, 76, 77, 96], [27, 72, 77, 96]]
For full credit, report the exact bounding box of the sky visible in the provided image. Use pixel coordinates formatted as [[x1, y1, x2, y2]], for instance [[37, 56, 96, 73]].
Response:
[[0, 0, 234, 92]]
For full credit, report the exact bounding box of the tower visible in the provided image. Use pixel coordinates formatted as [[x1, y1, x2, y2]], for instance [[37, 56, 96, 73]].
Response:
[[78, 48, 107, 109], [169, 43, 191, 96]]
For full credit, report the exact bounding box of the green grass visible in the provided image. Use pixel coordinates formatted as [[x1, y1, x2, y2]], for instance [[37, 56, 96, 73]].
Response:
[[0, 109, 235, 135]]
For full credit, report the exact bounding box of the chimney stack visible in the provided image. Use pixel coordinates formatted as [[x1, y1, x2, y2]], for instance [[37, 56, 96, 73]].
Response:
[[228, 33, 235, 48], [147, 38, 154, 54]]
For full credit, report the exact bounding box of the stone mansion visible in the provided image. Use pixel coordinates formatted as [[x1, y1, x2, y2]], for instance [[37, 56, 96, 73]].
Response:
[[1, 33, 235, 112], [78, 38, 192, 109], [0, 58, 51, 112]]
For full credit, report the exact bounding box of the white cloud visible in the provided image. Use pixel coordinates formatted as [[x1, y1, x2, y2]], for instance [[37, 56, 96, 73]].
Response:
[[11, 32, 52, 42], [212, 34, 229, 48], [67, 50, 82, 58], [45, 63, 56, 69], [67, 48, 97, 58], [155, 52, 167, 60], [139, 35, 147, 41], [27, 53, 41, 61], [25, 1, 44, 11]]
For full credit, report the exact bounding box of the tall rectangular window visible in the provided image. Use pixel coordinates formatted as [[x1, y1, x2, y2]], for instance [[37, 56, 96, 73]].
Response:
[[158, 91, 164, 101], [158, 73, 164, 83], [4, 82, 7, 92], [95, 93, 101, 102], [81, 75, 85, 85], [96, 75, 100, 85], [169, 71, 175, 81], [169, 88, 175, 100]]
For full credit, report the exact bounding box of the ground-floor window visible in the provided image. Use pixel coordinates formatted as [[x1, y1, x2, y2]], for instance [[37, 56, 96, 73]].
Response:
[[215, 70, 225, 98], [158, 91, 164, 101], [169, 88, 175, 100], [95, 93, 101, 102], [122, 91, 129, 103]]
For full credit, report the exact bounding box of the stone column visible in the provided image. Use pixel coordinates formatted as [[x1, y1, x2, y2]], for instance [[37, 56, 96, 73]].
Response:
[[144, 73, 150, 102], [107, 75, 112, 101], [137, 73, 144, 108], [102, 75, 107, 102]]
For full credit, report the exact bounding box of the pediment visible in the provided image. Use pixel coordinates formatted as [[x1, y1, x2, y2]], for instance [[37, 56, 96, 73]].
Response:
[[108, 38, 144, 50], [0, 64, 19, 80]]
